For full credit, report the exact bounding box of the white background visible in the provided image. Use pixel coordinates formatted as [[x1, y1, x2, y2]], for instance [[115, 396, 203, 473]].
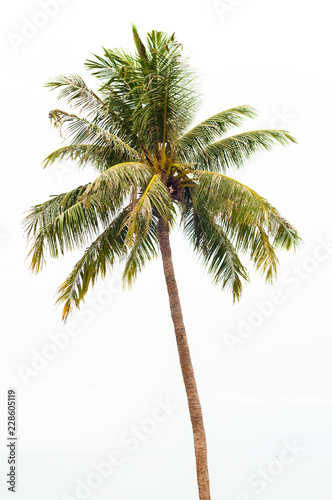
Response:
[[1, 0, 331, 499]]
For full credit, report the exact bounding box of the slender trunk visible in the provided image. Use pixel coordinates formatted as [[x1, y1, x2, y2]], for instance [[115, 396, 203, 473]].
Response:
[[158, 218, 211, 500]]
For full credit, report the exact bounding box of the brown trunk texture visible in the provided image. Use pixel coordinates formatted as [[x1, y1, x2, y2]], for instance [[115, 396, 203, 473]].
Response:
[[158, 218, 211, 500]]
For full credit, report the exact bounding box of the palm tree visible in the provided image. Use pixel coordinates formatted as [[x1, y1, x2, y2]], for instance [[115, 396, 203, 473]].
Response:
[[24, 26, 301, 500]]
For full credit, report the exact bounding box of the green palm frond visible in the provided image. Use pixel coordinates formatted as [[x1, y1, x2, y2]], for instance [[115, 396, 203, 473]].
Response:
[[43, 144, 134, 172], [57, 208, 129, 320], [181, 129, 297, 171], [193, 171, 301, 282], [49, 109, 140, 162], [85, 47, 136, 86], [123, 174, 175, 246], [46, 74, 139, 146], [122, 214, 159, 286], [45, 74, 104, 117], [86, 26, 198, 153], [272, 215, 301, 251], [24, 185, 112, 273], [80, 161, 152, 207], [178, 105, 257, 154], [182, 190, 248, 300]]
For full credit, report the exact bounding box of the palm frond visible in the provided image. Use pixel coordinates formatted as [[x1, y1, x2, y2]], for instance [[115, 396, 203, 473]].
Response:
[[193, 171, 301, 282], [182, 129, 297, 171], [80, 161, 152, 207], [86, 28, 199, 152], [24, 185, 112, 273], [177, 105, 257, 154], [49, 109, 140, 162], [85, 46, 136, 86], [123, 174, 175, 246], [43, 144, 132, 172], [46, 74, 140, 147], [45, 74, 104, 116], [56, 209, 129, 320], [182, 190, 248, 300], [122, 214, 159, 286]]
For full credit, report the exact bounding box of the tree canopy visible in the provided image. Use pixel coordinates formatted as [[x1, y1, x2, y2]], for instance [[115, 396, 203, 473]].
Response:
[[24, 26, 301, 320]]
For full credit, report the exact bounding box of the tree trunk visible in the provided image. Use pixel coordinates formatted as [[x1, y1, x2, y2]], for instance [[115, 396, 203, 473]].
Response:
[[158, 218, 211, 500]]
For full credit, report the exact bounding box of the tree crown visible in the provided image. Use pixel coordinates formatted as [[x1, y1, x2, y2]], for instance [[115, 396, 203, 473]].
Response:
[[24, 26, 301, 319]]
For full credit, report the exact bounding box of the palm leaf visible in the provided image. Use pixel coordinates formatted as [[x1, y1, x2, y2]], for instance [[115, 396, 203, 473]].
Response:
[[123, 174, 175, 246], [193, 171, 301, 282], [24, 185, 112, 273], [45, 74, 104, 117], [122, 214, 159, 286], [182, 191, 248, 300], [43, 144, 135, 172], [57, 208, 129, 320], [80, 161, 152, 207], [178, 105, 257, 153], [49, 109, 140, 162], [181, 129, 297, 171]]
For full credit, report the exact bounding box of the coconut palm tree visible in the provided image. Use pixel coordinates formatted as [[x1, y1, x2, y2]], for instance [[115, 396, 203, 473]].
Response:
[[24, 26, 301, 500]]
